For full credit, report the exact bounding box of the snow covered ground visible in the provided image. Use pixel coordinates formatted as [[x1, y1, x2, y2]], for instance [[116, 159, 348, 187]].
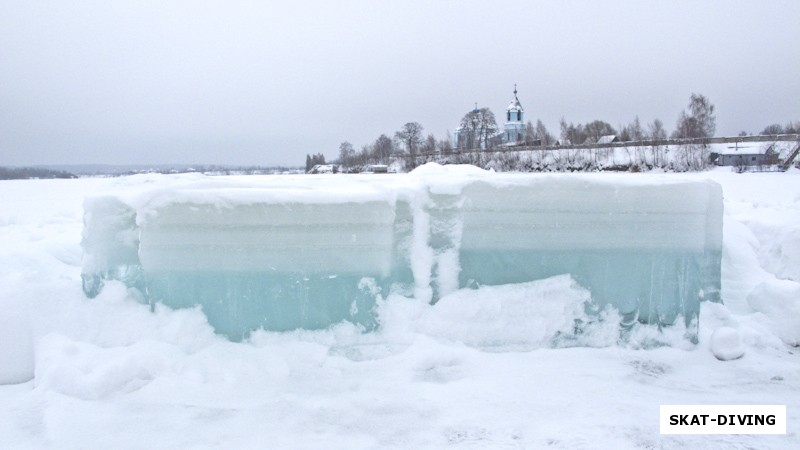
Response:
[[0, 168, 798, 449]]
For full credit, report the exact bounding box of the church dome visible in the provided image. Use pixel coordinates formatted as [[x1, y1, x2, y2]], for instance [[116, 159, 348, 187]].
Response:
[[507, 85, 523, 112]]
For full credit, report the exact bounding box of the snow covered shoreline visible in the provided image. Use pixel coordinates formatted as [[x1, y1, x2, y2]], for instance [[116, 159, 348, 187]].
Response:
[[0, 168, 798, 448]]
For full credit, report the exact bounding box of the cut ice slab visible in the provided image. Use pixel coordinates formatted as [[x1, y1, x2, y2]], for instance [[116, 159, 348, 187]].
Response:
[[81, 165, 723, 342]]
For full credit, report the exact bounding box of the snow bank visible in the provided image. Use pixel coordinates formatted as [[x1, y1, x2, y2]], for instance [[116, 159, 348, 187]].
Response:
[[409, 275, 621, 350], [747, 279, 800, 346], [0, 299, 34, 384]]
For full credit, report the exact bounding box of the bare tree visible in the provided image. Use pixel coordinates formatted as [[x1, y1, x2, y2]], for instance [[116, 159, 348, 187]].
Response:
[[373, 134, 394, 162], [420, 134, 437, 156], [524, 121, 536, 145], [477, 108, 499, 148], [358, 144, 372, 165], [672, 93, 716, 139], [621, 116, 645, 142], [395, 122, 424, 157], [458, 110, 478, 150], [559, 118, 587, 146], [535, 119, 554, 146], [583, 120, 617, 143], [437, 138, 453, 156], [761, 124, 784, 135], [648, 119, 667, 140], [646, 119, 667, 167], [338, 141, 355, 167], [459, 108, 498, 149]]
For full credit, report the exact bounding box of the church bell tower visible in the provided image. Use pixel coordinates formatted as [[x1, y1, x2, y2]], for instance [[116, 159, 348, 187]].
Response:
[[504, 85, 525, 143]]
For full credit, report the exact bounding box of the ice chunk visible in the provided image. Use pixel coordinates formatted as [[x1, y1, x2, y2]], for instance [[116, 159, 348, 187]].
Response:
[[81, 196, 143, 298], [455, 178, 723, 333], [81, 167, 723, 342]]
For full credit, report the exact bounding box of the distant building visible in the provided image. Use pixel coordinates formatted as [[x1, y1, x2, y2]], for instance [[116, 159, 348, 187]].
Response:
[[583, 135, 618, 145], [502, 86, 525, 144], [308, 164, 337, 174], [596, 135, 619, 145], [710, 143, 779, 166], [453, 86, 527, 149], [362, 164, 388, 174]]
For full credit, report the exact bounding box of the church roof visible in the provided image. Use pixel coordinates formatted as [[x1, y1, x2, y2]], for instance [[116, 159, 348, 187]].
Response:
[[507, 99, 523, 111], [507, 85, 523, 111]]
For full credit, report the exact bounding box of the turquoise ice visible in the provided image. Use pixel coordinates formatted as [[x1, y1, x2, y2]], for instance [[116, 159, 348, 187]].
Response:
[[81, 166, 722, 341]]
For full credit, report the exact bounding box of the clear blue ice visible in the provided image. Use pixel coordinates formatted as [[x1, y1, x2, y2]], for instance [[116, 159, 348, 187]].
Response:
[[82, 173, 722, 341]]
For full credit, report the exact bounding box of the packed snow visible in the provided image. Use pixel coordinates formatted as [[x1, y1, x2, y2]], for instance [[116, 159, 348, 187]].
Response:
[[0, 167, 798, 448], [710, 327, 746, 361]]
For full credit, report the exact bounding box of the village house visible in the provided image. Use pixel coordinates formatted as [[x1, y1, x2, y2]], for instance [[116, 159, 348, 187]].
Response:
[[710, 143, 779, 167]]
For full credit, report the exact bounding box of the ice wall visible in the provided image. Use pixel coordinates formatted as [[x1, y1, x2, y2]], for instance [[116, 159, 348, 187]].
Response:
[[452, 179, 722, 329], [82, 166, 722, 341]]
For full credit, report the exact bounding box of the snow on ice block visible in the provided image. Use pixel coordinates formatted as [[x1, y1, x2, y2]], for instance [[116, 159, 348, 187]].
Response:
[[81, 165, 722, 341]]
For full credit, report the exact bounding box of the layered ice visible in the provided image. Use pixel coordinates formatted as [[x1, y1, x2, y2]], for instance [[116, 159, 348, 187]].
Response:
[[452, 178, 723, 329], [81, 165, 723, 341]]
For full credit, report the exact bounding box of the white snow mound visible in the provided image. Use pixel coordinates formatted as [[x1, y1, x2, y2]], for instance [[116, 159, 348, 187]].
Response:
[[747, 279, 800, 346], [710, 327, 745, 361]]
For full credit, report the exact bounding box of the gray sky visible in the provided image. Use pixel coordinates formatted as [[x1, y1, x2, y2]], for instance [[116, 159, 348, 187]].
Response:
[[1, 0, 798, 166]]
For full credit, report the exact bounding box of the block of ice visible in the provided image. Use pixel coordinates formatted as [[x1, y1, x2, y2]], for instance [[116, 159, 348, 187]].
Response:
[[81, 196, 143, 297], [138, 201, 397, 338], [81, 165, 722, 342], [453, 178, 722, 329]]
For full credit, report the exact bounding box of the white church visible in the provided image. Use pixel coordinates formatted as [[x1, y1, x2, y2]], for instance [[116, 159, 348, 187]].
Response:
[[452, 86, 526, 149]]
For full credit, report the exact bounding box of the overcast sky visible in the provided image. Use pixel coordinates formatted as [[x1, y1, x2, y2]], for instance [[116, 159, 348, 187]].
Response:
[[1, 1, 798, 166]]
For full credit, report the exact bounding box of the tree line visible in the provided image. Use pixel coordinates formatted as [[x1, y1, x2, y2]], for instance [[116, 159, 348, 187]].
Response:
[[554, 94, 714, 146], [756, 121, 800, 136], [310, 93, 797, 171], [304, 153, 327, 172], [313, 122, 454, 173], [0, 167, 77, 180]]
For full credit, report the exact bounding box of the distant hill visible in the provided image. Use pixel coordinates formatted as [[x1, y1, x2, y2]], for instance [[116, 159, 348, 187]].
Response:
[[33, 163, 211, 175], [0, 166, 77, 180], [25, 164, 304, 176]]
